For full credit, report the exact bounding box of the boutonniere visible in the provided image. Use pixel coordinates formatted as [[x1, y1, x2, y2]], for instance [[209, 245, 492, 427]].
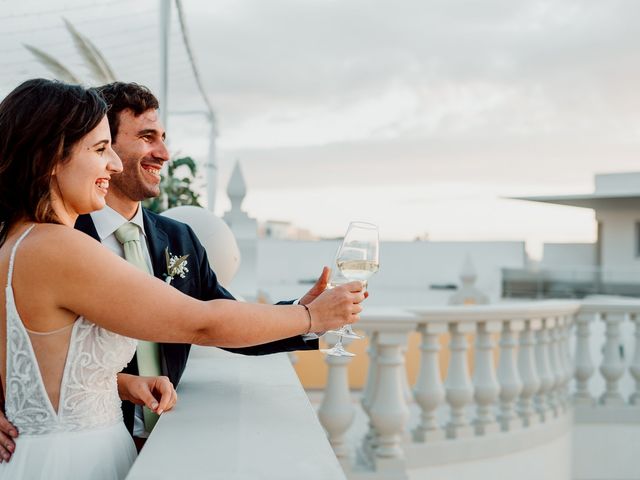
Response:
[[164, 248, 190, 284]]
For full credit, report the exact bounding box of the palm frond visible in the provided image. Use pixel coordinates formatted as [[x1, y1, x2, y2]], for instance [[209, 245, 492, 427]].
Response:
[[63, 18, 116, 83], [23, 44, 82, 83]]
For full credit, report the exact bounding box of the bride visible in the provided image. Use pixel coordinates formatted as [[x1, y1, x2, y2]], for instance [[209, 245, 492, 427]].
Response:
[[0, 79, 365, 479]]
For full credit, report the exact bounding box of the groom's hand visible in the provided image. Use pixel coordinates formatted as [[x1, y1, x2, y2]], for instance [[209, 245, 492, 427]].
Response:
[[299, 267, 331, 306], [0, 410, 17, 462], [117, 373, 178, 415]]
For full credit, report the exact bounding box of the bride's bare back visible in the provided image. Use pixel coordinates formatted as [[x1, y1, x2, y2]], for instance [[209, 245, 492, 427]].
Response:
[[0, 229, 71, 412], [1, 225, 137, 432]]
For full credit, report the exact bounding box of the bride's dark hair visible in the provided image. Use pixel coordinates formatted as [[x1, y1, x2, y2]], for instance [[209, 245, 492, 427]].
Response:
[[0, 78, 107, 245]]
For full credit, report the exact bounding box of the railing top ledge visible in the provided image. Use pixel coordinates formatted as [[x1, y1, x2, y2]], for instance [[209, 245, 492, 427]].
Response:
[[579, 298, 640, 315], [357, 299, 640, 330], [410, 300, 581, 323], [359, 307, 419, 332]]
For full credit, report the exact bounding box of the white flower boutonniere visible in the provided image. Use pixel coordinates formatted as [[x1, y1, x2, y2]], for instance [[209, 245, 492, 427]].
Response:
[[164, 248, 190, 284]]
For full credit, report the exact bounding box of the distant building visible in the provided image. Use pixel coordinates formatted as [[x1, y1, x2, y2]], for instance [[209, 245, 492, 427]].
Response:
[[507, 171, 640, 298], [259, 220, 318, 240]]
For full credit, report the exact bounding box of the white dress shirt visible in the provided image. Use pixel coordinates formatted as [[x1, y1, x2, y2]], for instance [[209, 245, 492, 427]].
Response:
[[90, 204, 152, 438]]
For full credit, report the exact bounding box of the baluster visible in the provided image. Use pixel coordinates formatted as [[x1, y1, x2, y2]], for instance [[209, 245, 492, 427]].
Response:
[[497, 319, 524, 431], [318, 334, 356, 465], [630, 314, 640, 405], [517, 318, 541, 427], [599, 313, 626, 405], [472, 321, 500, 435], [534, 319, 553, 422], [401, 344, 414, 407], [445, 322, 475, 439], [369, 329, 414, 471], [360, 330, 379, 463], [552, 317, 568, 412], [559, 316, 574, 410], [574, 313, 595, 405], [413, 323, 446, 442], [545, 317, 560, 417]]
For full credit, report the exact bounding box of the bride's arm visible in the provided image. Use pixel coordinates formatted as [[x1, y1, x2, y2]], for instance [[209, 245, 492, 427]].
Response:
[[29, 225, 364, 346]]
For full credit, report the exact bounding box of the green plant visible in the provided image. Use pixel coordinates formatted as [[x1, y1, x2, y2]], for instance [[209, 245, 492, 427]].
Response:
[[143, 156, 202, 213], [25, 18, 116, 84]]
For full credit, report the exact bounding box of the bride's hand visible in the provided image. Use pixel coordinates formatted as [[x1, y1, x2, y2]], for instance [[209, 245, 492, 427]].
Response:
[[117, 373, 178, 415], [0, 409, 17, 462]]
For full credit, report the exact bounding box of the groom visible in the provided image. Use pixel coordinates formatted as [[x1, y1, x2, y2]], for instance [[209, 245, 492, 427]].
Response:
[[78, 82, 326, 444]]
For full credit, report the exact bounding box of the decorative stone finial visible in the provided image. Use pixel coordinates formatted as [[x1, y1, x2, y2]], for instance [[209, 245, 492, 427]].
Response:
[[227, 161, 246, 212], [449, 254, 489, 305], [460, 254, 477, 286]]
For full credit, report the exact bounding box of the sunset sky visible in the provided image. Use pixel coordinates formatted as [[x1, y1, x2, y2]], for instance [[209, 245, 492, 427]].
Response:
[[3, 0, 640, 255]]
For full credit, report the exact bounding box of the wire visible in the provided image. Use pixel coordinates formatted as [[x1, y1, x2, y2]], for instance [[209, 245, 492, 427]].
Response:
[[174, 0, 215, 126], [0, 0, 131, 19]]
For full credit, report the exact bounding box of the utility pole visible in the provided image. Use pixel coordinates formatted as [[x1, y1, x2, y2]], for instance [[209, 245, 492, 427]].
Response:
[[159, 0, 171, 130], [205, 113, 218, 212], [167, 0, 218, 212]]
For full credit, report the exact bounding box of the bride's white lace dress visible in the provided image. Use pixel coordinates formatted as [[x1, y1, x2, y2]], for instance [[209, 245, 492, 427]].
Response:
[[0, 226, 137, 479]]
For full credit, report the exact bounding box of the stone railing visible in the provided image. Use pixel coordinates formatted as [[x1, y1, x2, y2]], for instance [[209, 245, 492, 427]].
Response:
[[573, 300, 640, 418], [127, 346, 346, 480], [317, 301, 640, 480]]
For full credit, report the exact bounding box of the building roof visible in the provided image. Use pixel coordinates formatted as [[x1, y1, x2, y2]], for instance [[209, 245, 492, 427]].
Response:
[[510, 193, 640, 209], [510, 172, 640, 210]]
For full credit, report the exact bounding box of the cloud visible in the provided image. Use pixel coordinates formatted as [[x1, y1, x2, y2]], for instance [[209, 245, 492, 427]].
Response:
[[2, 0, 639, 243]]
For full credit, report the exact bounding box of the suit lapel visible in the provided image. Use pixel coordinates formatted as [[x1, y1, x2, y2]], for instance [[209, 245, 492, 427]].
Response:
[[142, 209, 169, 280], [75, 214, 101, 242]]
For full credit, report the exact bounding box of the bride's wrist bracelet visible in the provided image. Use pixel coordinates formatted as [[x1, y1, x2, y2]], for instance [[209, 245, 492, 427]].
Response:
[[301, 304, 313, 334]]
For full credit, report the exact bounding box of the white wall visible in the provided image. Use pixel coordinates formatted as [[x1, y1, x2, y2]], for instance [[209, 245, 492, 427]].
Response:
[[572, 424, 640, 480], [597, 209, 640, 273], [257, 240, 526, 306], [541, 243, 596, 269], [408, 431, 572, 480], [595, 172, 640, 195]]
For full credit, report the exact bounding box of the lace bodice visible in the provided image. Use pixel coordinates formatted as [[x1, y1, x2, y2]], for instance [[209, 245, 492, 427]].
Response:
[[4, 226, 137, 434]]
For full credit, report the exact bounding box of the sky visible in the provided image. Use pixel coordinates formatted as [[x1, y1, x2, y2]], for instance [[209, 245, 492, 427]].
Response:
[[2, 0, 640, 256]]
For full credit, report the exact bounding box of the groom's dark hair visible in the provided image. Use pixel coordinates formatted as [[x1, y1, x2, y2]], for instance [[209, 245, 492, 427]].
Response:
[[95, 82, 159, 143], [0, 78, 107, 245]]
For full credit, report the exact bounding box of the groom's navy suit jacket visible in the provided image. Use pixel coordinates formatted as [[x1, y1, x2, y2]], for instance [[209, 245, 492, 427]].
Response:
[[75, 208, 318, 433]]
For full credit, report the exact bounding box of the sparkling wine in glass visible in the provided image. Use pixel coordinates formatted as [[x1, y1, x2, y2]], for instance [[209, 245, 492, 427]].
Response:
[[321, 221, 379, 357]]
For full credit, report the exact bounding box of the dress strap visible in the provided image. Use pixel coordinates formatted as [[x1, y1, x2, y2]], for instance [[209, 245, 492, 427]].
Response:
[[7, 224, 36, 288]]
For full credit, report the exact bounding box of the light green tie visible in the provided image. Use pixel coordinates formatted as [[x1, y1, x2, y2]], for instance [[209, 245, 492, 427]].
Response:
[[114, 222, 162, 432]]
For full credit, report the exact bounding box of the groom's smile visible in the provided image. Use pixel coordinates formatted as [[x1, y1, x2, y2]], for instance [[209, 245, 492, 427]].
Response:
[[107, 108, 169, 215]]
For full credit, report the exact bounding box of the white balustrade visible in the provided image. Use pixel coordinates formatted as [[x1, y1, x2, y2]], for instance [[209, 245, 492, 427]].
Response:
[[472, 320, 501, 435], [497, 319, 524, 431], [545, 317, 562, 417], [550, 318, 567, 412], [360, 330, 379, 463], [574, 313, 595, 405], [337, 301, 640, 479], [319, 335, 356, 464], [630, 314, 640, 405], [599, 313, 626, 406], [368, 329, 414, 470], [559, 316, 574, 410], [444, 322, 475, 439], [517, 318, 541, 427], [413, 323, 447, 442]]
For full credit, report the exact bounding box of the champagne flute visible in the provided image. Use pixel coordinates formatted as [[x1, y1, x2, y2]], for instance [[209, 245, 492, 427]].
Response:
[[324, 269, 363, 340], [320, 270, 357, 357], [321, 221, 379, 357]]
